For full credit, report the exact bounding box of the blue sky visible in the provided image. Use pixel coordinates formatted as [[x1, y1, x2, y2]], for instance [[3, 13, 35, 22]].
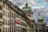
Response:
[[28, 0, 48, 8], [9, 0, 48, 8]]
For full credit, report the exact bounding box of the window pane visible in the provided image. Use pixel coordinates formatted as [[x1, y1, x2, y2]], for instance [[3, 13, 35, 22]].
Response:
[[0, 29, 1, 32], [0, 0, 2, 2], [0, 13, 2, 18], [0, 6, 2, 10]]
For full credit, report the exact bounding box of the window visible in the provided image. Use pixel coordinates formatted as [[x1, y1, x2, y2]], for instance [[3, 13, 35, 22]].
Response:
[[3, 19, 5, 24], [36, 29, 38, 32], [14, 13, 16, 18], [3, 27, 9, 32], [5, 11, 8, 17], [0, 6, 2, 10], [22, 28, 27, 32], [13, 13, 15, 18], [11, 12, 13, 17], [39, 30, 41, 32], [9, 11, 11, 17], [10, 19, 14, 25], [0, 13, 2, 18], [21, 22, 26, 27], [0, 0, 2, 2], [3, 11, 5, 16], [17, 14, 21, 18], [35, 25, 38, 28], [21, 17, 25, 21], [32, 24, 34, 28], [9, 19, 11, 25], [32, 30, 34, 32], [0, 29, 1, 32]]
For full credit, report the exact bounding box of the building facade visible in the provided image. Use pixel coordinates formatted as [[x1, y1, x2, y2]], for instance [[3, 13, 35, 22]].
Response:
[[0, 0, 3, 32], [0, 0, 16, 32], [0, 0, 30, 32]]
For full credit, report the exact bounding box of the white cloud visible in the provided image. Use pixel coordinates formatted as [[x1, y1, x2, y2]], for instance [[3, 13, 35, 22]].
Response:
[[28, 0, 37, 5], [32, 7, 41, 9], [45, 0, 48, 3], [9, 0, 26, 7], [41, 9, 48, 16], [32, 6, 45, 9], [19, 5, 25, 9]]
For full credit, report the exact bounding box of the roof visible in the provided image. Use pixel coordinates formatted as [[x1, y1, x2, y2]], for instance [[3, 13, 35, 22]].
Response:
[[22, 2, 32, 12], [22, 7, 31, 11]]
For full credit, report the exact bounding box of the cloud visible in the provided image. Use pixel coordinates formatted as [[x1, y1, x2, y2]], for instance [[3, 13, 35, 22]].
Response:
[[9, 0, 26, 7], [40, 8, 48, 16], [9, 0, 48, 26], [45, 0, 48, 3], [28, 0, 37, 5], [19, 5, 25, 9], [32, 7, 41, 9]]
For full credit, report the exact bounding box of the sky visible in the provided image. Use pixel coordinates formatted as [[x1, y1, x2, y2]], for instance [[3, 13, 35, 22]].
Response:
[[27, 0, 48, 8], [9, 0, 48, 8], [9, 0, 48, 26]]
